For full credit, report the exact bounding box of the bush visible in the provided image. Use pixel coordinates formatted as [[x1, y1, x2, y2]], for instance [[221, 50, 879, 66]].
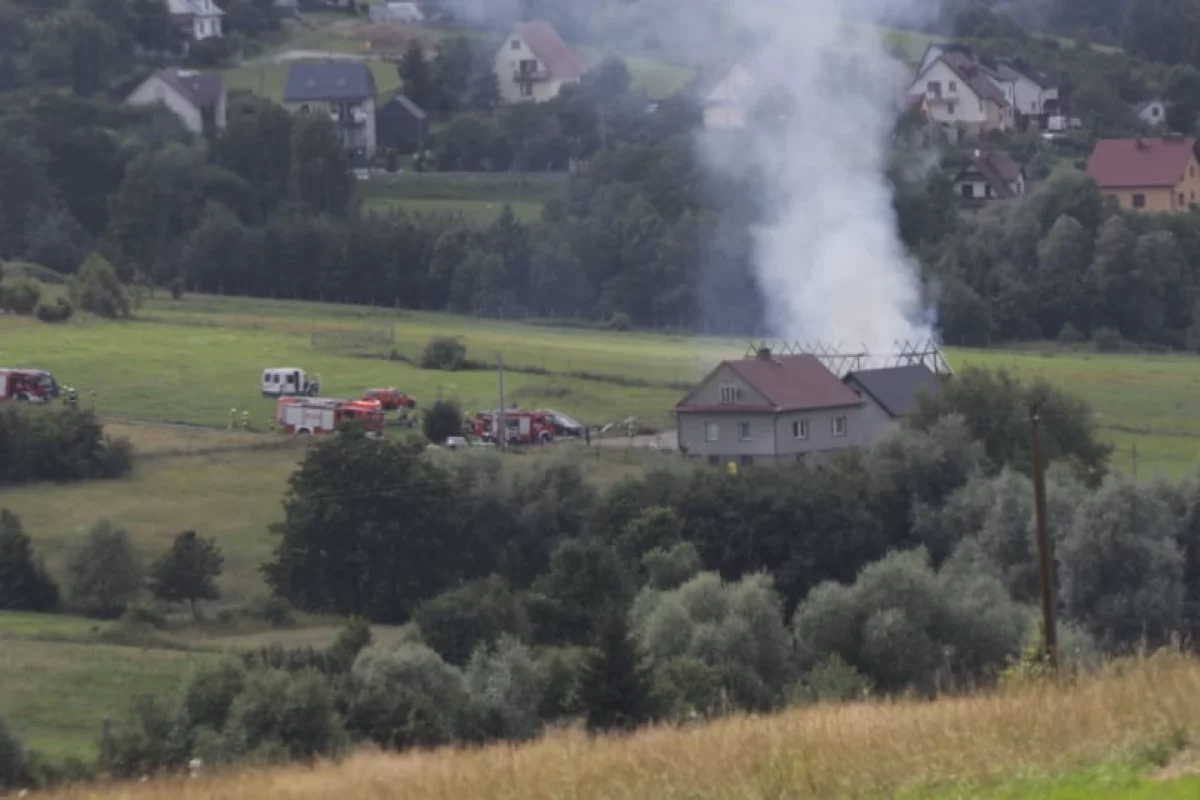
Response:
[[149, 530, 224, 616], [602, 312, 632, 331], [0, 408, 132, 487], [244, 595, 295, 627], [420, 336, 467, 371], [71, 254, 130, 319], [464, 636, 545, 741], [35, 297, 74, 323], [423, 398, 464, 444], [0, 509, 60, 612], [0, 277, 41, 314], [1092, 326, 1122, 353], [1057, 322, 1085, 345], [0, 714, 27, 790], [66, 520, 143, 619], [414, 576, 531, 666], [222, 669, 347, 763]]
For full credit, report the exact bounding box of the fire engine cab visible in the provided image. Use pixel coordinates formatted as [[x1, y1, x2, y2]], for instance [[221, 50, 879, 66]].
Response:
[[0, 368, 60, 404], [276, 397, 384, 437], [473, 409, 555, 445]]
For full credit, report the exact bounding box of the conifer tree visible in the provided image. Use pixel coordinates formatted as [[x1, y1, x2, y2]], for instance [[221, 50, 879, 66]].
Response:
[[576, 610, 657, 733]]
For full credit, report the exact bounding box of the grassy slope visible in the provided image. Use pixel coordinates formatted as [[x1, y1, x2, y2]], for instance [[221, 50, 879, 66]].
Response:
[[31, 653, 1200, 799], [355, 173, 564, 224]]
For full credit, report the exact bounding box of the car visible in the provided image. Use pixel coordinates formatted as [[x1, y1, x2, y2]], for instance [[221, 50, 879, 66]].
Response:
[[444, 436, 469, 450]]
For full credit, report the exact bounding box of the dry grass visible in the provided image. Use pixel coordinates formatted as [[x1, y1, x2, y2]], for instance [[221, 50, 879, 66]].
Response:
[[40, 652, 1200, 799]]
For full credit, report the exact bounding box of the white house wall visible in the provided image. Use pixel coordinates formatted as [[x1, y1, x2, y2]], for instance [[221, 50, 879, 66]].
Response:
[[912, 60, 987, 126], [126, 76, 203, 133], [494, 35, 577, 103]]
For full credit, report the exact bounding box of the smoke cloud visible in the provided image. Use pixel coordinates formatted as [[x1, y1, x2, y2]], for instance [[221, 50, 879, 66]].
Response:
[[696, 1, 938, 350]]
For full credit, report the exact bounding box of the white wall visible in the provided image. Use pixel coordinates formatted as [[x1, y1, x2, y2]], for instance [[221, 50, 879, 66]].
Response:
[[126, 75, 203, 133], [912, 60, 987, 126], [494, 34, 577, 104], [704, 64, 756, 129]]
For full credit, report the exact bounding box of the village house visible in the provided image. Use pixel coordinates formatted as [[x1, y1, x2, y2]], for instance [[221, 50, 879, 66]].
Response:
[[954, 150, 1026, 205], [125, 69, 227, 135], [369, 2, 424, 24], [493, 21, 585, 104], [166, 0, 224, 42], [1133, 99, 1167, 129], [909, 49, 1014, 134], [674, 350, 942, 467], [283, 62, 378, 162], [1086, 136, 1200, 213], [376, 93, 428, 153], [702, 62, 757, 130]]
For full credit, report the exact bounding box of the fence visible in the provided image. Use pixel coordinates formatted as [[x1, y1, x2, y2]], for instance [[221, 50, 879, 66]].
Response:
[[310, 325, 396, 358]]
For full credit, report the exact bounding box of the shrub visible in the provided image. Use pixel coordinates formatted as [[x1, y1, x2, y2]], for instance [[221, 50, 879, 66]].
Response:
[[1057, 322, 1085, 345], [0, 509, 60, 612], [464, 636, 545, 741], [422, 398, 464, 444], [244, 595, 295, 627], [149, 530, 224, 616], [35, 297, 73, 323], [71, 254, 130, 319], [222, 669, 347, 763], [0, 408, 132, 486], [0, 277, 41, 314], [119, 600, 167, 630], [414, 576, 531, 666], [66, 520, 143, 619], [420, 336, 467, 371], [602, 312, 632, 331], [0, 714, 27, 790]]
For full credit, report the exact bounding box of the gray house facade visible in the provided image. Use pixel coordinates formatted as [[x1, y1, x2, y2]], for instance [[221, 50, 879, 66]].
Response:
[[675, 353, 944, 467]]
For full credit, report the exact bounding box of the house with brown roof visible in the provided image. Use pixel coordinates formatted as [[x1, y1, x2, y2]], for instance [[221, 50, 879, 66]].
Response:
[[675, 349, 912, 467], [1086, 136, 1200, 213], [954, 150, 1026, 205], [493, 21, 585, 104], [909, 50, 1013, 134], [125, 69, 226, 135]]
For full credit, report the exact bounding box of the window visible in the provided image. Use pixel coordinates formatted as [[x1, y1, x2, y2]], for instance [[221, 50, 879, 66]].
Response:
[[719, 385, 739, 404], [1132, 194, 1146, 209], [738, 422, 752, 441], [832, 416, 848, 438], [705, 422, 719, 442], [511, 39, 520, 50], [792, 420, 808, 440], [926, 81, 941, 98], [961, 183, 974, 199], [740, 455, 754, 467], [948, 80, 957, 93], [708, 455, 720, 465], [520, 82, 533, 97], [948, 102, 955, 115], [300, 104, 310, 113]]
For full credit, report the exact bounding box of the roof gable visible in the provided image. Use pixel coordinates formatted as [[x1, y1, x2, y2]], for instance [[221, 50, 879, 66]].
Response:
[[1086, 137, 1197, 189], [512, 21, 585, 78], [938, 52, 1009, 107], [384, 93, 427, 119], [843, 365, 943, 418], [158, 69, 224, 107], [677, 354, 863, 413], [956, 151, 1023, 198], [284, 62, 376, 103]]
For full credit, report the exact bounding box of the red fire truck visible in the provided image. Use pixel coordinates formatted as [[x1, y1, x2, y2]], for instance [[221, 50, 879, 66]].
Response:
[[0, 368, 60, 404], [472, 409, 556, 445], [362, 388, 417, 411], [276, 397, 385, 437]]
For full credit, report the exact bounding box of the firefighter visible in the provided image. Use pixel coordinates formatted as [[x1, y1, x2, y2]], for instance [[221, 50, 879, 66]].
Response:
[[229, 408, 238, 431], [241, 410, 251, 431], [66, 386, 78, 407]]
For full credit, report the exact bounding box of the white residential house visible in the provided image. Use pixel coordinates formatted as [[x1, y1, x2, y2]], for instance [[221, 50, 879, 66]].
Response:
[[494, 21, 585, 104], [702, 63, 758, 129], [283, 62, 378, 162], [995, 58, 1060, 118], [369, 1, 424, 23], [167, 0, 224, 41], [1134, 99, 1168, 129], [125, 69, 227, 135], [909, 51, 1013, 134]]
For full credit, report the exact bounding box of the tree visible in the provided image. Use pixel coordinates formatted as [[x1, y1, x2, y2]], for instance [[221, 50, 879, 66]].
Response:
[[423, 398, 464, 444], [72, 252, 130, 318], [576, 610, 657, 733], [1166, 63, 1200, 133], [414, 575, 531, 666], [29, 8, 120, 96], [465, 636, 544, 741], [263, 427, 468, 622], [150, 530, 224, 616], [0, 714, 26, 791], [1034, 215, 1091, 337], [214, 97, 293, 219], [289, 113, 353, 216], [399, 41, 435, 112], [529, 538, 632, 645], [0, 509, 59, 612], [67, 520, 142, 618]]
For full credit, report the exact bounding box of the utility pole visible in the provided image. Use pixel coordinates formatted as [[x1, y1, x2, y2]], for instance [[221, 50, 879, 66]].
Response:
[[497, 353, 506, 452], [1029, 402, 1058, 671]]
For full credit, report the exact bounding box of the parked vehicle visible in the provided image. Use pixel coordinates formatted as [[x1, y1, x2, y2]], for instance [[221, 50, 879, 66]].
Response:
[[262, 368, 321, 398], [0, 368, 60, 404], [363, 387, 417, 411], [276, 397, 384, 437], [543, 409, 584, 438], [444, 436, 469, 449], [472, 409, 556, 445]]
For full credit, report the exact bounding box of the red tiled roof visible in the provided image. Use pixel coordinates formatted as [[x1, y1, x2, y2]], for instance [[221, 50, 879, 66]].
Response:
[[513, 21, 585, 78], [1086, 137, 1197, 189], [677, 354, 864, 414]]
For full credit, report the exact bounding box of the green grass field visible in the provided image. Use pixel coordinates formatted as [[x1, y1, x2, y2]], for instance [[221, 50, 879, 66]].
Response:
[[355, 172, 564, 223]]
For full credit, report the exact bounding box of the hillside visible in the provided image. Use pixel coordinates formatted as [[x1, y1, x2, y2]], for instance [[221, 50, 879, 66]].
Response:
[[32, 653, 1200, 799]]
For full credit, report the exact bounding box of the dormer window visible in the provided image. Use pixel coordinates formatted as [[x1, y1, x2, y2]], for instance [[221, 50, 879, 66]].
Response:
[[511, 39, 520, 50], [719, 385, 739, 404]]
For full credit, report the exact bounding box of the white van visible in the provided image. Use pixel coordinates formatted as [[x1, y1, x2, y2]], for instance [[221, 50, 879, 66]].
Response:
[[261, 368, 321, 398]]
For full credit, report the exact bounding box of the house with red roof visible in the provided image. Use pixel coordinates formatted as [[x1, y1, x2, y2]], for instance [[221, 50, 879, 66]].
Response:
[[1086, 136, 1200, 213], [908, 50, 1014, 134], [494, 21, 585, 104], [674, 349, 941, 467]]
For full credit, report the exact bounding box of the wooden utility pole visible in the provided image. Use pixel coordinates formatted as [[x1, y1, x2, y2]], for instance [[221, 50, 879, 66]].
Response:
[[497, 353, 506, 452], [1029, 403, 1059, 670]]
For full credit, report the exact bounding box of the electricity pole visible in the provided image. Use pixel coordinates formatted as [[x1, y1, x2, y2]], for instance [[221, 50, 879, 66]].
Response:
[[1029, 402, 1058, 671], [497, 353, 506, 452]]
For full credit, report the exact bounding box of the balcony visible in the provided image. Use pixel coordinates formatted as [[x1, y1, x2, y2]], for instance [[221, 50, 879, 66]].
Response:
[[513, 68, 551, 82], [328, 107, 369, 127]]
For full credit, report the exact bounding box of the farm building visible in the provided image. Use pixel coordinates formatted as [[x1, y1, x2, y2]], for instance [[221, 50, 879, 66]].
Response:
[[674, 350, 942, 467], [376, 94, 428, 153]]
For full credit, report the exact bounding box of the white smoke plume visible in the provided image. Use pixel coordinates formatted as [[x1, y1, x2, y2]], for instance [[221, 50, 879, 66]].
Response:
[[697, 1, 938, 350]]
